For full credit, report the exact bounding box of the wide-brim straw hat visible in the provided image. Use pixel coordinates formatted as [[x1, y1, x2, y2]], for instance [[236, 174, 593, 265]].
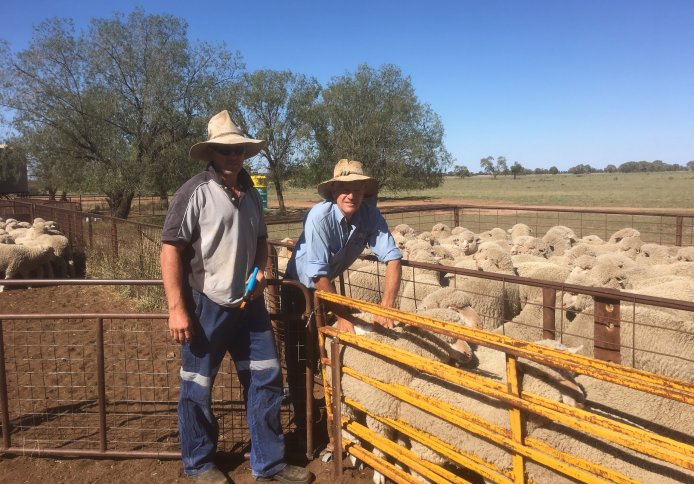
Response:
[[189, 110, 266, 161], [317, 159, 379, 199]]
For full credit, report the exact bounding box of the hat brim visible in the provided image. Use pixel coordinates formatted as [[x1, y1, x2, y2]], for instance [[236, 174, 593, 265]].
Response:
[[189, 133, 266, 161], [317, 175, 379, 199]]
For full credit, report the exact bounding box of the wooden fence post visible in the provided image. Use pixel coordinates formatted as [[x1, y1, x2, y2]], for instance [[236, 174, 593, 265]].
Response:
[[594, 297, 621, 363]]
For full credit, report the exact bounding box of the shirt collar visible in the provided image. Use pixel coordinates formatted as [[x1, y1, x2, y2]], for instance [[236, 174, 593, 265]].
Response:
[[330, 202, 363, 227], [206, 164, 253, 190]]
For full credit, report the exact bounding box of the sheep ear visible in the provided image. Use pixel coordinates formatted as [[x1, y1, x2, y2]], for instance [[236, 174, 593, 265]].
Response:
[[458, 306, 482, 329]]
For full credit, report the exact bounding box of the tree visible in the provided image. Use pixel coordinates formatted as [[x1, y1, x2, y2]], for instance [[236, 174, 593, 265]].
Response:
[[568, 163, 594, 175], [510, 161, 524, 179], [548, 166, 559, 175], [297, 64, 452, 191], [223, 70, 321, 214], [479, 155, 508, 179], [0, 10, 242, 218], [688, 161, 694, 171], [452, 165, 471, 178], [605, 164, 618, 173]]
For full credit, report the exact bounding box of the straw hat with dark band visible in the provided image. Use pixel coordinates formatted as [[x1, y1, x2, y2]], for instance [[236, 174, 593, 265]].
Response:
[[317, 159, 379, 199], [189, 110, 266, 161]]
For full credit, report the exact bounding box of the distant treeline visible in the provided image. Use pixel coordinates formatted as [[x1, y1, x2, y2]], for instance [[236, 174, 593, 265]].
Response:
[[451, 160, 694, 177]]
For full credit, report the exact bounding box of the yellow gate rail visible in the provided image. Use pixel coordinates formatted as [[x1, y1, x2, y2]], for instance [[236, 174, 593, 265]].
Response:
[[316, 290, 694, 483]]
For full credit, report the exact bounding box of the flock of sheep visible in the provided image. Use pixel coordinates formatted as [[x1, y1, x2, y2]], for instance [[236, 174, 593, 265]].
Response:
[[0, 217, 75, 290], [313, 222, 693, 483]]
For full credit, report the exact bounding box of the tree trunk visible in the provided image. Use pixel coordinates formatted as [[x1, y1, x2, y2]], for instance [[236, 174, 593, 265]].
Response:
[[106, 190, 135, 219], [269, 162, 286, 215], [274, 181, 286, 215], [46, 187, 57, 200]]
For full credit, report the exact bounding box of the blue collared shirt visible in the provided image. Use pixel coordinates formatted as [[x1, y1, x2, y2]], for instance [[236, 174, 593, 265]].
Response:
[[285, 200, 402, 288]]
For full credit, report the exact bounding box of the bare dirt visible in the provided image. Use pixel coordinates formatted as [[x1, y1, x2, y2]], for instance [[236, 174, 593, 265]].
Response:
[[0, 285, 374, 484]]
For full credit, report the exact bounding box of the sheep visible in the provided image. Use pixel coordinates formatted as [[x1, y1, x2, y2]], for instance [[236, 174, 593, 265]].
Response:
[[0, 244, 56, 291], [541, 225, 577, 256], [398, 251, 445, 313], [676, 246, 694, 262], [479, 227, 508, 241], [526, 405, 693, 483], [430, 222, 451, 240], [398, 340, 585, 482], [328, 289, 481, 484], [393, 223, 416, 237], [507, 222, 534, 242], [509, 235, 553, 258], [446, 242, 521, 331], [441, 229, 480, 255], [616, 234, 643, 259], [608, 227, 641, 244], [561, 269, 694, 381]]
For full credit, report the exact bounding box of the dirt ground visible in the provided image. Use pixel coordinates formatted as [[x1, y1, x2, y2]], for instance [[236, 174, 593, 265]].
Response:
[[0, 285, 374, 484]]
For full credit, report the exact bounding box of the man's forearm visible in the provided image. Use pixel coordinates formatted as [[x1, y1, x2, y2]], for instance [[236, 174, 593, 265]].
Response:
[[161, 243, 187, 314], [254, 237, 269, 272], [380, 259, 402, 308]]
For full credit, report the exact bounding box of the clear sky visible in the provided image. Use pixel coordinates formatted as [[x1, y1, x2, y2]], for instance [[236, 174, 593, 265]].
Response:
[[2, 0, 693, 171]]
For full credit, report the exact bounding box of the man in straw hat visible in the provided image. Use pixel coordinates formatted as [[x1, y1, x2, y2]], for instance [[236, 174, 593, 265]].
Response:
[[282, 159, 402, 432], [161, 110, 312, 484]]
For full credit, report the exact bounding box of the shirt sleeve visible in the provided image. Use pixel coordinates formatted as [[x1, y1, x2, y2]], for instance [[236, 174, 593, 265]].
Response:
[[161, 184, 200, 244], [367, 210, 402, 263], [301, 210, 333, 281]]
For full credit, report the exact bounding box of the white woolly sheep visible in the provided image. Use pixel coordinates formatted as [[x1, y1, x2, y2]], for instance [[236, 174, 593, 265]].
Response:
[[0, 244, 56, 291], [446, 242, 521, 330], [541, 225, 577, 256], [507, 222, 534, 242], [329, 290, 481, 484], [608, 227, 640, 244], [510, 235, 553, 258], [398, 340, 585, 482]]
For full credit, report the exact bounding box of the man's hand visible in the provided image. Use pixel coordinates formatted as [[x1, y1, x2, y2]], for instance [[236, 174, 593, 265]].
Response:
[[373, 313, 395, 329], [168, 309, 194, 344], [249, 270, 266, 300], [336, 316, 356, 334]]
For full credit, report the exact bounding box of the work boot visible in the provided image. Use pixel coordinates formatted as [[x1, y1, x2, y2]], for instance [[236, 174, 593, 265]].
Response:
[[190, 465, 230, 483], [255, 464, 313, 484]]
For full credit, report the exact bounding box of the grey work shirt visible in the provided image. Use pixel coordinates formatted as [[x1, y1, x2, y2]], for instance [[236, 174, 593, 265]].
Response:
[[161, 166, 267, 307]]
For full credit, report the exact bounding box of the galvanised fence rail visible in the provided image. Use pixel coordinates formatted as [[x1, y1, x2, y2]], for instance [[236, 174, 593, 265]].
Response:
[[0, 279, 313, 459]]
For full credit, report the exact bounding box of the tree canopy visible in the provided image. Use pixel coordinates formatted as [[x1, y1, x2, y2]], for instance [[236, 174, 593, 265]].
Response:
[[480, 156, 508, 179], [224, 69, 321, 214], [0, 9, 242, 217], [295, 64, 452, 192]]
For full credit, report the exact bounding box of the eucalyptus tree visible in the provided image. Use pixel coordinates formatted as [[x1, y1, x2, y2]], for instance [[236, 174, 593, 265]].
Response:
[[0, 9, 243, 218], [297, 64, 452, 192], [224, 70, 321, 214]]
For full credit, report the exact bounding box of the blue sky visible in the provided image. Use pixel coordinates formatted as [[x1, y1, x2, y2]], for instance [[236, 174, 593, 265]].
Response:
[[2, 0, 693, 171]]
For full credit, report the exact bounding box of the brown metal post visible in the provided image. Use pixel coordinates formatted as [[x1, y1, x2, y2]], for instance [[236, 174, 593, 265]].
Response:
[[675, 216, 683, 247], [0, 320, 12, 449], [330, 338, 343, 478], [96, 318, 108, 452], [453, 207, 460, 227], [542, 287, 557, 340], [111, 218, 119, 261], [594, 297, 621, 363], [88, 216, 94, 249]]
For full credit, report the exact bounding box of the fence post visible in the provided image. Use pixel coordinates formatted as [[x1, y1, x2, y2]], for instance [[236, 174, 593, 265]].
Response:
[[331, 337, 343, 478], [675, 216, 683, 247], [453, 206, 460, 227], [594, 297, 621, 363], [96, 318, 108, 452], [542, 287, 557, 340], [88, 216, 94, 249], [0, 319, 12, 450], [111, 218, 119, 261]]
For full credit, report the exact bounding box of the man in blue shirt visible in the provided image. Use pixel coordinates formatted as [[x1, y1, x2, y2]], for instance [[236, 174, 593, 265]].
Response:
[[282, 159, 402, 433]]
